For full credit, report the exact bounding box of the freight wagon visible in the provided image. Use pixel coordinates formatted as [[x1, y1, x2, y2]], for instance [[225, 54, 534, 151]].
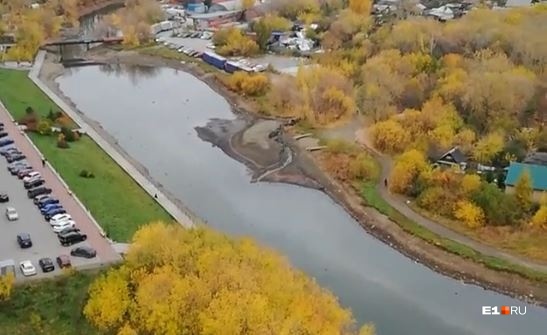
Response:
[[202, 52, 227, 69]]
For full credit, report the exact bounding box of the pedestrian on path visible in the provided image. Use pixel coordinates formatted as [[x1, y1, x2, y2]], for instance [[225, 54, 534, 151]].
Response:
[[384, 178, 388, 188], [42, 158, 46, 168], [154, 193, 158, 199]]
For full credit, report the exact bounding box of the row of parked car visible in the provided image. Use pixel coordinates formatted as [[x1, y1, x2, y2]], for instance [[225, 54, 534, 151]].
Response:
[[174, 30, 213, 40], [0, 125, 96, 277], [156, 37, 204, 58]]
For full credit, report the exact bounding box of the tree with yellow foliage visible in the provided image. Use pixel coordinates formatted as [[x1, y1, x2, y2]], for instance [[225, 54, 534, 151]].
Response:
[[460, 174, 482, 196], [84, 222, 374, 335], [389, 149, 429, 194], [225, 71, 269, 96], [0, 272, 15, 301], [454, 200, 485, 228], [530, 205, 547, 229], [369, 119, 410, 153], [514, 169, 533, 213], [214, 28, 259, 57], [472, 132, 504, 164], [348, 0, 372, 15]]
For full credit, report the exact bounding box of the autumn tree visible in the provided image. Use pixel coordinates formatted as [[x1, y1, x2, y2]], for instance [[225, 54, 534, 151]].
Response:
[[214, 28, 259, 57], [84, 222, 373, 335], [0, 272, 15, 301], [472, 132, 504, 164], [514, 169, 533, 213], [454, 200, 485, 228], [369, 119, 409, 153], [348, 0, 372, 15], [389, 149, 429, 194], [251, 14, 291, 50], [225, 72, 270, 96], [530, 205, 547, 229]]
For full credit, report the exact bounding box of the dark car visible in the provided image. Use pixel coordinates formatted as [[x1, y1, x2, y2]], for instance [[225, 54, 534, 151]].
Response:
[[58, 232, 87, 246], [0, 193, 8, 203], [44, 208, 66, 220], [56, 255, 71, 268], [37, 197, 59, 207], [44, 207, 67, 220], [70, 246, 96, 259], [0, 147, 19, 156], [24, 178, 45, 189], [57, 227, 80, 236], [40, 204, 63, 215], [38, 258, 55, 272], [0, 138, 14, 147], [27, 186, 52, 199], [0, 131, 8, 138], [7, 153, 26, 163], [17, 233, 32, 248], [8, 162, 30, 174]]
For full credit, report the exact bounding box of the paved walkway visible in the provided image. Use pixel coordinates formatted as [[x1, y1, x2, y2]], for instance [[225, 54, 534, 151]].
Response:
[[0, 102, 121, 264], [30, 51, 195, 228], [322, 121, 547, 272]]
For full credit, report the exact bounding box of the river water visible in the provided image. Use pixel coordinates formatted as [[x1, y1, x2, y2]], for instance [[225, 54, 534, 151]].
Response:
[[56, 65, 547, 335]]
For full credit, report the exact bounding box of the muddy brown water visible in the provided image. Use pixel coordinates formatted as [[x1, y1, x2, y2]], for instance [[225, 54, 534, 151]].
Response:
[[56, 65, 547, 335]]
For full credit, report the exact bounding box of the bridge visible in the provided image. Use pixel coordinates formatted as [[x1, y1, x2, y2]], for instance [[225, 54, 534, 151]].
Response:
[[43, 36, 123, 47]]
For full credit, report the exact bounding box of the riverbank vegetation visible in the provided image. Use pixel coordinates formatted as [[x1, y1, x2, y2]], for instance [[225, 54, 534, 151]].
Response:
[[0, 0, 122, 61], [0, 68, 171, 241], [215, 1, 547, 262], [0, 223, 375, 335]]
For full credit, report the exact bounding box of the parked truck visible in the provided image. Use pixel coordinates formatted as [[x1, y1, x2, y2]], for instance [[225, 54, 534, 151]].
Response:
[[202, 52, 226, 69]]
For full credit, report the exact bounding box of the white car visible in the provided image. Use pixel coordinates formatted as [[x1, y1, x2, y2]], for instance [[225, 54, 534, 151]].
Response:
[[52, 220, 76, 233], [23, 171, 41, 182], [6, 207, 18, 221], [20, 260, 37, 276], [49, 213, 72, 225]]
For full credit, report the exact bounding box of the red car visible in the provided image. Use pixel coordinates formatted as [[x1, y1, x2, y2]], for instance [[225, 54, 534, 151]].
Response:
[[56, 255, 71, 269]]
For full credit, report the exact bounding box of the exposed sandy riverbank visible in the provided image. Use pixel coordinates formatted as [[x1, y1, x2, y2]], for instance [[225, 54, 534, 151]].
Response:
[[39, 48, 547, 306]]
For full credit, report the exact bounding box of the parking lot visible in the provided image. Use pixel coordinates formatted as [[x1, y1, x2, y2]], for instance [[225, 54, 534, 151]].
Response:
[[0, 105, 121, 281]]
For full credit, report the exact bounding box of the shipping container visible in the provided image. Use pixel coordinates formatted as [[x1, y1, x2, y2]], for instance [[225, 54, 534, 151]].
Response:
[[202, 52, 227, 69], [224, 61, 241, 73]]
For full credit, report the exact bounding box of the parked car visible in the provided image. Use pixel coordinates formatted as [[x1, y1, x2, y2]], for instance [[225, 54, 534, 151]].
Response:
[[38, 258, 55, 272], [1, 147, 19, 156], [17, 233, 32, 248], [34, 194, 53, 205], [49, 213, 72, 225], [20, 260, 37, 276], [56, 255, 71, 268], [22, 171, 41, 182], [17, 168, 34, 179], [38, 197, 60, 207], [41, 204, 64, 216], [0, 138, 14, 147], [44, 208, 67, 220], [52, 220, 76, 232], [70, 246, 96, 259], [58, 231, 87, 246], [0, 193, 8, 202], [24, 178, 45, 189], [27, 186, 52, 198], [40, 202, 63, 211], [8, 161, 29, 174], [6, 153, 26, 163], [0, 131, 8, 138], [6, 207, 18, 221], [57, 226, 80, 235]]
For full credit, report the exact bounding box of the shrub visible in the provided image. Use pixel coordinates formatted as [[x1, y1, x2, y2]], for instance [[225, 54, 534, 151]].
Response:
[[79, 169, 95, 179], [454, 200, 485, 229], [348, 153, 379, 181], [61, 126, 76, 142], [57, 133, 69, 149], [225, 72, 269, 96], [416, 186, 457, 217], [36, 119, 53, 135], [214, 28, 259, 57]]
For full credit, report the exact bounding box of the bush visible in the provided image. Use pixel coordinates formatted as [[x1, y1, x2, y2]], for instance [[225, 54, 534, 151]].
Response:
[[36, 119, 53, 135], [47, 109, 62, 122], [454, 200, 485, 229], [214, 28, 259, 57], [57, 133, 69, 149], [79, 170, 95, 179], [61, 127, 76, 142], [348, 153, 379, 181], [416, 186, 457, 217], [225, 72, 269, 96]]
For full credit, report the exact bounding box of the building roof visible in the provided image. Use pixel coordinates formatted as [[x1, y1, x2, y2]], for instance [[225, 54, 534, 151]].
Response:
[[523, 151, 547, 166], [505, 162, 547, 191], [429, 146, 467, 164], [505, 0, 532, 7]]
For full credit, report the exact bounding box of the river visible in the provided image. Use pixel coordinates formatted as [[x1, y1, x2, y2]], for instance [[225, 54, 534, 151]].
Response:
[[55, 65, 547, 335]]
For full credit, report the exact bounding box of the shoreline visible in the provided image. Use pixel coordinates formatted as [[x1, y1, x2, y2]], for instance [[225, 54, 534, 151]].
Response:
[[41, 49, 547, 306]]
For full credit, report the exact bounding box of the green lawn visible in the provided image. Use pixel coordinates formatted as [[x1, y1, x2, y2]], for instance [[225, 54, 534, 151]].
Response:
[[0, 68, 172, 241], [0, 272, 99, 335]]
